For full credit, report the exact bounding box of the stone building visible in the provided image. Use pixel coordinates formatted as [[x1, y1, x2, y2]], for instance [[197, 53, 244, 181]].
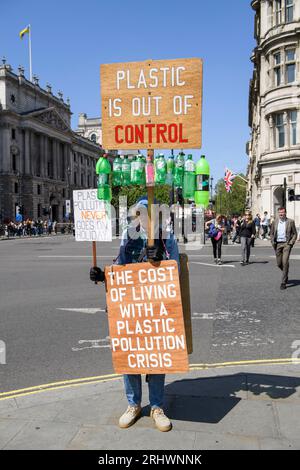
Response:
[[0, 60, 102, 223], [247, 0, 300, 227], [76, 113, 102, 145]]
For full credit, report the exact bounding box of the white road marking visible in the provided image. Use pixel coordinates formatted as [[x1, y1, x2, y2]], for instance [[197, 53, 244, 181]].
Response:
[[191, 262, 236, 268], [39, 255, 114, 258], [188, 254, 256, 258], [57, 308, 106, 314], [72, 337, 111, 351], [270, 255, 300, 260]]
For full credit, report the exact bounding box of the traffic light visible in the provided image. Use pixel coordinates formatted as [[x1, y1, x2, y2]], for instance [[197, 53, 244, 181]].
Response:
[[288, 189, 295, 202]]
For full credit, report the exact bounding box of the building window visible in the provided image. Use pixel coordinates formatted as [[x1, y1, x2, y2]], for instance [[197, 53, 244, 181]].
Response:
[[289, 110, 297, 145], [74, 152, 77, 162], [14, 182, 19, 193], [74, 172, 77, 185], [11, 129, 16, 140], [286, 0, 294, 23], [286, 49, 296, 83], [12, 154, 17, 172], [81, 174, 84, 187], [90, 133, 97, 143], [272, 47, 296, 87], [275, 113, 285, 148], [275, 0, 282, 25], [274, 51, 282, 86], [37, 203, 42, 218]]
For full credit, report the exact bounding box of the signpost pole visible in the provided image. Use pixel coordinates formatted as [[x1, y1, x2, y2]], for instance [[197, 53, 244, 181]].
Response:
[[147, 149, 155, 248]]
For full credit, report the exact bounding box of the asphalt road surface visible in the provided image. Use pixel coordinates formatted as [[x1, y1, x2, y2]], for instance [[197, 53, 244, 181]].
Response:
[[0, 235, 299, 393]]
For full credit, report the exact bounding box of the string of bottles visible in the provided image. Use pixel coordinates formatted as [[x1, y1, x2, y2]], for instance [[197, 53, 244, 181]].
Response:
[[96, 153, 210, 207]]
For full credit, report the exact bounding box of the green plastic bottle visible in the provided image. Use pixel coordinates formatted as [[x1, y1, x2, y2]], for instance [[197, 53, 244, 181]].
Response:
[[166, 154, 175, 186], [96, 154, 112, 201], [195, 155, 210, 208], [155, 153, 167, 185], [174, 152, 185, 188], [121, 155, 131, 186], [183, 154, 196, 200], [112, 155, 122, 187], [131, 154, 145, 185]]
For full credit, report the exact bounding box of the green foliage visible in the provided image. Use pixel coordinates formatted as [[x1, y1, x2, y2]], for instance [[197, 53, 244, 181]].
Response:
[[214, 174, 247, 216], [112, 185, 171, 208]]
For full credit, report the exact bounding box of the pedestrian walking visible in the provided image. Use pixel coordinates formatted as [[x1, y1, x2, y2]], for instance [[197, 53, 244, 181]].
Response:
[[270, 207, 297, 290], [205, 214, 226, 265], [254, 213, 261, 238], [240, 213, 256, 265], [261, 211, 270, 240], [90, 196, 179, 432]]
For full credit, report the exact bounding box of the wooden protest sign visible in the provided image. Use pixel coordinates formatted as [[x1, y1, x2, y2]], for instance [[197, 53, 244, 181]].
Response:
[[105, 260, 189, 374], [101, 58, 203, 150], [73, 189, 112, 242]]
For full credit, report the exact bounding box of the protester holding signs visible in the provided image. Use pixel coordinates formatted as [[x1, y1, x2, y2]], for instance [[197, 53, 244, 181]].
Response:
[[90, 196, 181, 432]]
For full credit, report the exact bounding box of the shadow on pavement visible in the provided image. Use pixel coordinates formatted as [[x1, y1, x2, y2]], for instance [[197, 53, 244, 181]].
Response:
[[162, 373, 300, 424], [287, 279, 300, 288]]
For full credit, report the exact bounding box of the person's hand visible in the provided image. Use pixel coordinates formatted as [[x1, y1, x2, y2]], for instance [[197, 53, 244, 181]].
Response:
[[146, 245, 164, 261], [90, 267, 105, 283]]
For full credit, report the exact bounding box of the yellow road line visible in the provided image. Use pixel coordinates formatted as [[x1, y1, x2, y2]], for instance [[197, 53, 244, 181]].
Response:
[[0, 358, 299, 402]]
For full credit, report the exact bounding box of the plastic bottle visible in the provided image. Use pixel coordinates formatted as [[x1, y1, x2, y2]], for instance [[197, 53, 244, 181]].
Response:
[[131, 154, 146, 185], [183, 154, 196, 199], [112, 155, 122, 187], [155, 153, 167, 185], [96, 154, 112, 201], [195, 155, 210, 208], [174, 152, 185, 188], [145, 154, 155, 187], [166, 154, 175, 186], [121, 155, 131, 186]]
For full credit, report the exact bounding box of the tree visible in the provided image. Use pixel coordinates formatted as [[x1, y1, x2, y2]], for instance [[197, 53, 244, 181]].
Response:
[[214, 174, 247, 216], [112, 185, 171, 209]]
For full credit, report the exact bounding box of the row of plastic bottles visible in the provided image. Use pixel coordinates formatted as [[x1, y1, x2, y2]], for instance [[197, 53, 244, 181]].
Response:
[[96, 153, 210, 207]]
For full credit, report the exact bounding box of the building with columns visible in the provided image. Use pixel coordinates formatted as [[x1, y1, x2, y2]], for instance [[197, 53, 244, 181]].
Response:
[[0, 60, 102, 223], [247, 0, 300, 227], [76, 113, 102, 145]]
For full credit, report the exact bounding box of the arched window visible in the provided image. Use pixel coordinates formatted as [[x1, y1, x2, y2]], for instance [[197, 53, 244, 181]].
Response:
[[90, 133, 97, 143]]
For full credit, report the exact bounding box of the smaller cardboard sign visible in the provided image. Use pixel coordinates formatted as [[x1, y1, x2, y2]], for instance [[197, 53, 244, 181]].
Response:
[[105, 260, 189, 374], [73, 189, 112, 242]]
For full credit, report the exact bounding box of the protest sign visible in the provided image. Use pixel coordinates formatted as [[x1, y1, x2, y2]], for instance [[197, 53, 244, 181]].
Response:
[[101, 58, 203, 150], [105, 260, 189, 374], [73, 189, 112, 242]]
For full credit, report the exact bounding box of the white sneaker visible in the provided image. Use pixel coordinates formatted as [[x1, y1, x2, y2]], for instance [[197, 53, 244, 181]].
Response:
[[119, 405, 142, 429], [151, 408, 172, 432]]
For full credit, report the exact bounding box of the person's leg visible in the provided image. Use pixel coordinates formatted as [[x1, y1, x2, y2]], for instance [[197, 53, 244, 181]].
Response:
[[217, 238, 222, 261], [123, 374, 142, 406], [241, 237, 246, 262], [148, 374, 165, 409], [211, 238, 217, 261], [276, 244, 284, 271], [246, 238, 251, 262], [119, 374, 142, 428], [148, 374, 171, 432], [281, 244, 292, 285]]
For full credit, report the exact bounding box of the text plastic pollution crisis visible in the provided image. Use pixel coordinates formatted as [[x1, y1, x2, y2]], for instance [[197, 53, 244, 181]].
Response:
[[101, 58, 203, 150]]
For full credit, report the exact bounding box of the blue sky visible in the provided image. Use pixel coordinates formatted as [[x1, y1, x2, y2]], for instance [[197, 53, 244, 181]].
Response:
[[1, 0, 255, 185]]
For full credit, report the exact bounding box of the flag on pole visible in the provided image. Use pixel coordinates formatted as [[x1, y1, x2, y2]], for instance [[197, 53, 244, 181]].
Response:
[[224, 168, 236, 193], [19, 25, 30, 39]]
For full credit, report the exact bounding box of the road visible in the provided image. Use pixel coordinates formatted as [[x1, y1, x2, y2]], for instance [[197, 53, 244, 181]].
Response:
[[0, 235, 299, 393]]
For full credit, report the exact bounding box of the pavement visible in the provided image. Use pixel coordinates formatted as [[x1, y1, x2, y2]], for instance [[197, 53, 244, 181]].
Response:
[[0, 362, 300, 450]]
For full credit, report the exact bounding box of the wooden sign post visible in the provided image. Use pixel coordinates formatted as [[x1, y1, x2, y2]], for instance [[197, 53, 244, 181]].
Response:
[[105, 260, 189, 374]]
